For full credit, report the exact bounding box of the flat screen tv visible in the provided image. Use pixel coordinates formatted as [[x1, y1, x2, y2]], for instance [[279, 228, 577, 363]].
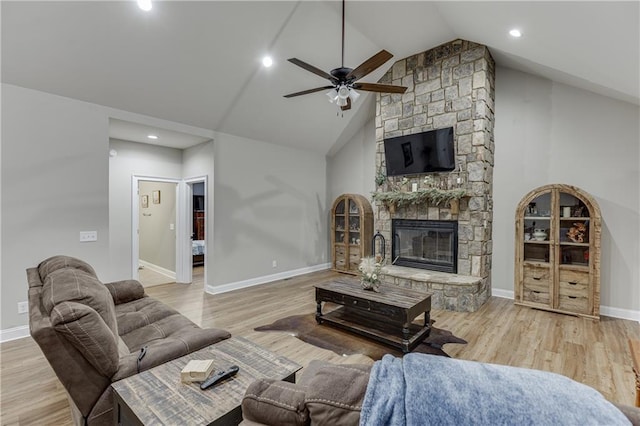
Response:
[[383, 127, 455, 176]]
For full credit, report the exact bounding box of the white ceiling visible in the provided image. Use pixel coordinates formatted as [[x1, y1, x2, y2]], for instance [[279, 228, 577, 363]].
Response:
[[2, 1, 638, 154]]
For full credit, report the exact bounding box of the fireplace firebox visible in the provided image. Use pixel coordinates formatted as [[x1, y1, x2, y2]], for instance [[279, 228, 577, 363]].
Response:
[[392, 219, 458, 273]]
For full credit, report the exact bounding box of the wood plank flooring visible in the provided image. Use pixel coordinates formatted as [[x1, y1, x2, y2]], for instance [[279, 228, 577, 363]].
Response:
[[2, 267, 639, 425]]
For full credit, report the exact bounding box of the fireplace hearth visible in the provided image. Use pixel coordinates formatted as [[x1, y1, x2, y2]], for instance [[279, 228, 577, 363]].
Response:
[[392, 219, 458, 273]]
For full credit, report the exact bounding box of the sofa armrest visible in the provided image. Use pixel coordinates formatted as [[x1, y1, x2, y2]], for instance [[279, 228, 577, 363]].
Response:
[[614, 404, 640, 426], [241, 379, 310, 426], [104, 280, 145, 305]]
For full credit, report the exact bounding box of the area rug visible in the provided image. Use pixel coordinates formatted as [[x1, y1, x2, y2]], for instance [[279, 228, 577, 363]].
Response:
[[255, 313, 466, 360]]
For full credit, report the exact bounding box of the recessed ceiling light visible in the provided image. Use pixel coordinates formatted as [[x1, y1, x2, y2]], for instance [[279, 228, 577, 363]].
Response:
[[147, 134, 158, 140], [509, 29, 522, 38], [137, 0, 152, 11], [262, 56, 273, 68]]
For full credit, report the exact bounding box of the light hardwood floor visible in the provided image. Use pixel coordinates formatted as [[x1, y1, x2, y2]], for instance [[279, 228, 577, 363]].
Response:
[[2, 267, 639, 424]]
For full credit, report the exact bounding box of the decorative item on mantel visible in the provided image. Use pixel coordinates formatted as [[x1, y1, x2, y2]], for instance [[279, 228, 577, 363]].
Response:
[[358, 257, 383, 292], [372, 169, 467, 214]]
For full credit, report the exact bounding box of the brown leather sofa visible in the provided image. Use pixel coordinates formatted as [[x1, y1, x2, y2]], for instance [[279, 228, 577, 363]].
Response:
[[27, 255, 231, 426]]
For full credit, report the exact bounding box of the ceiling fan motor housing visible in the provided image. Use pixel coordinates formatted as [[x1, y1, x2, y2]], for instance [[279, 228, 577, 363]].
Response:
[[330, 67, 354, 83]]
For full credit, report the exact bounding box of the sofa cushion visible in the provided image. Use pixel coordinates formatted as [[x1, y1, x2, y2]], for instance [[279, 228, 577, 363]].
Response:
[[50, 301, 120, 378], [115, 297, 179, 336], [41, 266, 118, 339], [38, 255, 96, 282], [241, 379, 310, 426], [304, 363, 370, 426], [119, 312, 228, 352]]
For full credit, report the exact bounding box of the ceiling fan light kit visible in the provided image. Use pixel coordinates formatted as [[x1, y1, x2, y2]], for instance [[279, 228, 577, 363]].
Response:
[[284, 0, 407, 111]]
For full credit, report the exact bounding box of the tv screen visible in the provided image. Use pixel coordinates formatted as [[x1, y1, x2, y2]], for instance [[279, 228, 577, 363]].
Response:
[[383, 127, 455, 176]]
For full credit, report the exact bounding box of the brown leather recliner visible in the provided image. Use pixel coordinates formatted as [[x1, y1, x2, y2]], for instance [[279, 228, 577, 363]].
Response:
[[27, 255, 231, 425]]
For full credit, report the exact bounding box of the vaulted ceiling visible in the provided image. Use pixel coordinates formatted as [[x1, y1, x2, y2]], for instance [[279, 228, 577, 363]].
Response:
[[2, 1, 638, 155]]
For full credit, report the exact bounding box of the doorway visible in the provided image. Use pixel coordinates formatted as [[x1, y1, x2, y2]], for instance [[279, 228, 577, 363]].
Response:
[[184, 177, 207, 285], [137, 180, 178, 286]]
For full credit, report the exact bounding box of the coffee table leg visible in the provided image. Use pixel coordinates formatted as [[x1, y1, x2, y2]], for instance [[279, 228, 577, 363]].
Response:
[[316, 301, 323, 324], [401, 324, 410, 353]]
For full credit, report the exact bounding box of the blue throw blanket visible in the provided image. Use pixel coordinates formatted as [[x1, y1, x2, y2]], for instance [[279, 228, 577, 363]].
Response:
[[360, 354, 630, 425]]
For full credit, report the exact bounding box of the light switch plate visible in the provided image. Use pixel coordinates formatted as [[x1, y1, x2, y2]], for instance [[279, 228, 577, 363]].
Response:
[[80, 231, 98, 242]]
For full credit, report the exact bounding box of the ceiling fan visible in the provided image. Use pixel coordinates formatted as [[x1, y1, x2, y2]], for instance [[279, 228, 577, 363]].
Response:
[[284, 0, 407, 111]]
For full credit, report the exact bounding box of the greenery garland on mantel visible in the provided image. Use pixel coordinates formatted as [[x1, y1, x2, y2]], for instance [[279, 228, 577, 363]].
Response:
[[372, 187, 467, 208]]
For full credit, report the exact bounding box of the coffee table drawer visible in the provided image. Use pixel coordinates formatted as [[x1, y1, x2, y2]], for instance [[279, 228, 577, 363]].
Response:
[[368, 303, 405, 322], [343, 295, 370, 310], [317, 288, 344, 305]]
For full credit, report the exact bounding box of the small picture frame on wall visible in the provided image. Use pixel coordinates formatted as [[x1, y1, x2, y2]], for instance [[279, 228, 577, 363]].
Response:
[[152, 190, 161, 204], [141, 195, 149, 209]]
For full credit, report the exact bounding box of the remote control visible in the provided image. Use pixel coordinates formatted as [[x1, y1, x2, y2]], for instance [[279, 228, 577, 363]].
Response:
[[200, 365, 239, 390]]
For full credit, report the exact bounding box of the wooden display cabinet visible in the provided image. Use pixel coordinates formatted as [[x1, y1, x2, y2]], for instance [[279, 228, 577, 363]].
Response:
[[331, 194, 373, 274], [514, 184, 601, 319]]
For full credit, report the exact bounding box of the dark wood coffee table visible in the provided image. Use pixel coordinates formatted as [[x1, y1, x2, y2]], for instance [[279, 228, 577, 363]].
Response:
[[315, 279, 431, 353], [112, 336, 301, 426]]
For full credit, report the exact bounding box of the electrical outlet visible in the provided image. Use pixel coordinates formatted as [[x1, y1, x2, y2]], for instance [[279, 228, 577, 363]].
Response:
[[272, 260, 277, 268], [80, 231, 98, 242], [17, 301, 28, 314]]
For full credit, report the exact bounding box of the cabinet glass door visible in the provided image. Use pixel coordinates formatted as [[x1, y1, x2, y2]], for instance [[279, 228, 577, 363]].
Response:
[[558, 192, 590, 267], [348, 200, 360, 246], [334, 199, 346, 244], [523, 192, 551, 263]]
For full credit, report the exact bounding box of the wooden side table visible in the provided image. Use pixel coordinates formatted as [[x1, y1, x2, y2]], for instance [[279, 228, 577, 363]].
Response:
[[629, 339, 640, 407]]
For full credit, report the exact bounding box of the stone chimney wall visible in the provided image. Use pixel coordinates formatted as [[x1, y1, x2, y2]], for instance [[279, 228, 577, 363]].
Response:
[[374, 39, 496, 292]]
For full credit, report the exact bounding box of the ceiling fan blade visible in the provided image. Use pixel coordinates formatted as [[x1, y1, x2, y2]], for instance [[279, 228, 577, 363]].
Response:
[[340, 97, 352, 111], [284, 86, 335, 98], [353, 82, 408, 94], [346, 50, 394, 81], [287, 58, 338, 83]]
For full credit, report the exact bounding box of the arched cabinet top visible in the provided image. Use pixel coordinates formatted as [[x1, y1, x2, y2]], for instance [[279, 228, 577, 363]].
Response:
[[331, 193, 374, 216], [515, 184, 601, 228]]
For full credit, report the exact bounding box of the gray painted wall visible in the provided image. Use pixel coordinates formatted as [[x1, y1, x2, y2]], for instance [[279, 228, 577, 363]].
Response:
[[138, 180, 177, 271], [108, 139, 183, 280], [327, 117, 377, 204], [2, 84, 110, 329], [211, 132, 328, 286], [326, 67, 640, 315]]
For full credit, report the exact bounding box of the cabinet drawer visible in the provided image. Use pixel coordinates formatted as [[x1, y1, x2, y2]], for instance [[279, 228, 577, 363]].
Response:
[[335, 246, 345, 257], [522, 288, 550, 305], [559, 281, 589, 299], [523, 264, 551, 292], [559, 270, 589, 286], [558, 294, 589, 314]]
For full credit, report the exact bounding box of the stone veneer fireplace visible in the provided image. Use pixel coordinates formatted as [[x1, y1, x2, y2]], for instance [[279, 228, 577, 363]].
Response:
[[374, 39, 495, 312]]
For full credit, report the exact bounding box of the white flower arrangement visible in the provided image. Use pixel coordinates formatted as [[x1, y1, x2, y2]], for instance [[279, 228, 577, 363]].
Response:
[[358, 257, 383, 292]]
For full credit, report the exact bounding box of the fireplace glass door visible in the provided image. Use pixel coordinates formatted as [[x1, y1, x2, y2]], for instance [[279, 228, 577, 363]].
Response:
[[392, 220, 458, 273]]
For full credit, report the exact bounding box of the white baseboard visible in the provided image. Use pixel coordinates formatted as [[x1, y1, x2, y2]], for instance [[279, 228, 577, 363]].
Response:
[[490, 288, 640, 322], [491, 288, 514, 299], [0, 325, 30, 343], [206, 263, 331, 295], [600, 306, 640, 322], [139, 260, 176, 280]]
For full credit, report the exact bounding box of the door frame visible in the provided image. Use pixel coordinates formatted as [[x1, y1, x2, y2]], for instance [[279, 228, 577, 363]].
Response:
[[180, 176, 208, 284], [131, 175, 183, 281]]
